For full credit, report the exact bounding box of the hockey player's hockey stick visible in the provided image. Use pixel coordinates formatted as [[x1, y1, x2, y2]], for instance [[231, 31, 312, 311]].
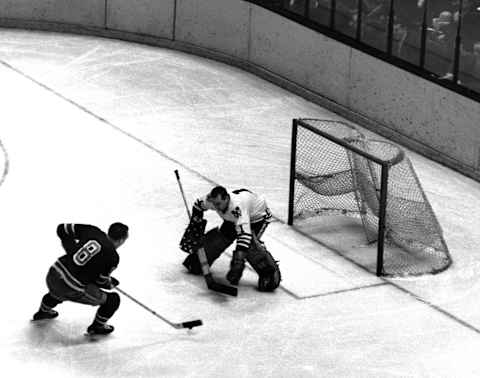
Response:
[[174, 170, 237, 297], [115, 287, 202, 329]]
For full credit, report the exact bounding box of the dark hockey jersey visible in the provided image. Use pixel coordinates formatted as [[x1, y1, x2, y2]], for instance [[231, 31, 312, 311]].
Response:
[[54, 223, 119, 288]]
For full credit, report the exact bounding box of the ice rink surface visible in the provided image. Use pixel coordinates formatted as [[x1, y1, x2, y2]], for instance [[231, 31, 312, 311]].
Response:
[[1, 29, 480, 377]]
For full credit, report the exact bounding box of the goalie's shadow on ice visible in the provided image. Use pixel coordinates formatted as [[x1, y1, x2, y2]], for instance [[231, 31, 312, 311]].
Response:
[[178, 269, 234, 302]]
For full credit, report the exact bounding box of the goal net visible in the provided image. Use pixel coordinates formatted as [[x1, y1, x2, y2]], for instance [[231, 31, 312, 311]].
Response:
[[287, 119, 452, 277]]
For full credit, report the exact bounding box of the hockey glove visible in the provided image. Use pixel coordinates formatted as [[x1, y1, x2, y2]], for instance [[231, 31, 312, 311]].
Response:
[[97, 276, 119, 290], [109, 276, 120, 288]]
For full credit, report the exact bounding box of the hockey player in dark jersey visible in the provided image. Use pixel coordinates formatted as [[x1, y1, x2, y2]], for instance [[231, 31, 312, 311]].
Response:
[[181, 186, 281, 292], [32, 222, 129, 336]]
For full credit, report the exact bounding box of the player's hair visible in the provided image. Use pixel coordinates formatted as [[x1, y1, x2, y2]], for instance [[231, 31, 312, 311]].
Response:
[[209, 186, 228, 199], [108, 222, 129, 241]]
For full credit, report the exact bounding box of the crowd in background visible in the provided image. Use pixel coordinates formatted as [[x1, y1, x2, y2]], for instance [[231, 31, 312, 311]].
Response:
[[261, 0, 480, 92]]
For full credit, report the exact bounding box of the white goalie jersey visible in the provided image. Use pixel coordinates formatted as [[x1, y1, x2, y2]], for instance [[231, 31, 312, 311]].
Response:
[[194, 188, 271, 251]]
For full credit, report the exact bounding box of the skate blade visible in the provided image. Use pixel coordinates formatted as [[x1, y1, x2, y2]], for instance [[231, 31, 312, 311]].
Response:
[[31, 317, 56, 322], [84, 332, 112, 340]]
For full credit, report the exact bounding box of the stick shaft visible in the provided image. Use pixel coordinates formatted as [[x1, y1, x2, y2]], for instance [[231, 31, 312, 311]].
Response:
[[115, 287, 177, 327], [174, 169, 191, 219]]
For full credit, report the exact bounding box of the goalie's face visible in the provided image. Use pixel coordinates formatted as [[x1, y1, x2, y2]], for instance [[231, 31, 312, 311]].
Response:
[[210, 194, 229, 213]]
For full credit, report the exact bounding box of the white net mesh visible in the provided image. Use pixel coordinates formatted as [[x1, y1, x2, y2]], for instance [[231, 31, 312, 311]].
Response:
[[291, 119, 452, 276]]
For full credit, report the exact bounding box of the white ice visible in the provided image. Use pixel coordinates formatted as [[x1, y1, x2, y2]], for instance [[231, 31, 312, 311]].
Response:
[[1, 29, 480, 378]]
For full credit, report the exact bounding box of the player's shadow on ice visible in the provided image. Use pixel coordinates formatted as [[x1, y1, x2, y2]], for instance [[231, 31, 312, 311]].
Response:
[[27, 319, 98, 347]]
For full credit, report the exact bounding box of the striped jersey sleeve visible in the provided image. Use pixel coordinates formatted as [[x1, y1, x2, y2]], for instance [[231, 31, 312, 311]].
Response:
[[56, 223, 102, 240], [56, 223, 77, 240], [56, 224, 103, 255], [236, 230, 252, 252], [234, 209, 252, 252]]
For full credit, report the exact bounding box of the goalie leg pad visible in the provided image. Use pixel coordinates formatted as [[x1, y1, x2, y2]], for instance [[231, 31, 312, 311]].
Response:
[[246, 238, 281, 292], [182, 227, 234, 274], [226, 249, 246, 285], [258, 269, 281, 292], [182, 253, 202, 275]]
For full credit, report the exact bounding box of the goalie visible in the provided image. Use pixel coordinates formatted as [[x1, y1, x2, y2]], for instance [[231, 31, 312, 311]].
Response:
[[180, 186, 281, 292]]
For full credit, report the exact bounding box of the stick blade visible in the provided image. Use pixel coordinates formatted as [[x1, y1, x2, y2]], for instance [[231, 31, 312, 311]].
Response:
[[181, 319, 203, 329], [208, 281, 238, 297]]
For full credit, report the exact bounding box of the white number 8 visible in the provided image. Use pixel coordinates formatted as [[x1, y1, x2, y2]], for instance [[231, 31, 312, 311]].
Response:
[[73, 240, 101, 266]]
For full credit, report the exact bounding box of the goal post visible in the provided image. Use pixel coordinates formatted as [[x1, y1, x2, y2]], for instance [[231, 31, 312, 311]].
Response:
[[288, 118, 452, 277]]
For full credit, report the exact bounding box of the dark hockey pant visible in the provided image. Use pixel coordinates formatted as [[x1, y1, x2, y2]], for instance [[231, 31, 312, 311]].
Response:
[[38, 266, 120, 323]]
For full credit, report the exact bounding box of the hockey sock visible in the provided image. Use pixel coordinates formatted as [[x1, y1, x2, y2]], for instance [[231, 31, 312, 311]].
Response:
[[95, 292, 120, 323], [91, 313, 109, 327], [39, 293, 61, 312]]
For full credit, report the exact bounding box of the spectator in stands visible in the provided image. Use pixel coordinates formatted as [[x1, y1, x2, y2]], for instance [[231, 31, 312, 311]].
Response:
[[333, 0, 358, 35], [470, 42, 480, 87], [430, 10, 456, 50], [474, 41, 480, 59], [432, 11, 454, 37], [393, 0, 425, 62], [286, 0, 306, 15], [473, 42, 480, 88], [440, 1, 480, 81], [456, 41, 480, 91], [455, 0, 480, 53]]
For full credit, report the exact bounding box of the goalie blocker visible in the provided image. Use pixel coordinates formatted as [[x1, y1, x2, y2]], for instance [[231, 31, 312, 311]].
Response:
[[180, 220, 281, 292]]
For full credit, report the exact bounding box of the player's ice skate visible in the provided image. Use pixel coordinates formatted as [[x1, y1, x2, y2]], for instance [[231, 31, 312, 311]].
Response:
[[31, 309, 59, 321], [85, 323, 115, 338]]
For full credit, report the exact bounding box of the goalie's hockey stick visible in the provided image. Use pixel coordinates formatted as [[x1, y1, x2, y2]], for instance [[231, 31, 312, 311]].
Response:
[[115, 287, 202, 329], [174, 170, 238, 297]]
